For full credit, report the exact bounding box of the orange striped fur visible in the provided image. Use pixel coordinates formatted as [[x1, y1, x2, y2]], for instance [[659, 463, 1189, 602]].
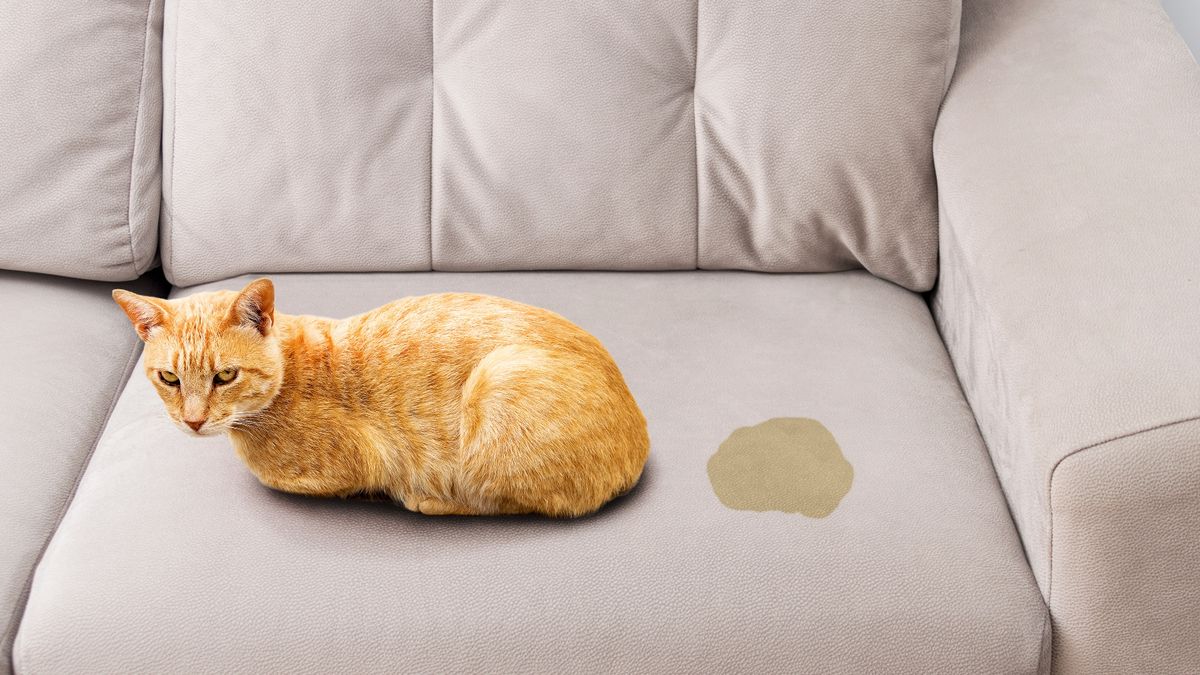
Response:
[[113, 279, 649, 517]]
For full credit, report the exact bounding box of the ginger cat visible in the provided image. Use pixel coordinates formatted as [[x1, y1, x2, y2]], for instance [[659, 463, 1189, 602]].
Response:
[[113, 279, 649, 517]]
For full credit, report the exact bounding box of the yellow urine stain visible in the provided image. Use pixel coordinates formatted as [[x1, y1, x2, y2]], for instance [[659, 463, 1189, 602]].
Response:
[[707, 417, 853, 517]]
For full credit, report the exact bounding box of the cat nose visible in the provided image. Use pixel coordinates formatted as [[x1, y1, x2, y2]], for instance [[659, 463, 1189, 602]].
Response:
[[185, 418, 206, 432]]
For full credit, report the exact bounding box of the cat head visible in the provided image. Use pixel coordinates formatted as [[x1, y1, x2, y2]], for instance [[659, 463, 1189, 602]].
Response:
[[113, 278, 284, 437]]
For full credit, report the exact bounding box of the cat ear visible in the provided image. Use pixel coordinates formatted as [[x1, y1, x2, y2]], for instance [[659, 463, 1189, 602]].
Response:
[[225, 278, 275, 336], [112, 290, 168, 341]]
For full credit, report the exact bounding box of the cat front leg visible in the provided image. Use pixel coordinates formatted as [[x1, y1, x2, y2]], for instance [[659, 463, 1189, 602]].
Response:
[[254, 472, 360, 499], [395, 491, 479, 516], [414, 497, 479, 516]]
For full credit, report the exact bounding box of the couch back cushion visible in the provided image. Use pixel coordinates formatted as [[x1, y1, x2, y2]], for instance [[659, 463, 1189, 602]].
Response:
[[164, 0, 958, 290], [0, 0, 163, 281]]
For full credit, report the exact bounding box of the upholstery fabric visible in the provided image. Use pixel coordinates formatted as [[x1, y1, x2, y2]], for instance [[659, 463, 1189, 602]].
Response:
[[0, 0, 162, 281], [16, 272, 1047, 673], [695, 0, 958, 286], [931, 0, 1200, 671], [432, 2, 697, 271], [160, 0, 433, 285], [162, 0, 957, 289], [0, 271, 168, 674]]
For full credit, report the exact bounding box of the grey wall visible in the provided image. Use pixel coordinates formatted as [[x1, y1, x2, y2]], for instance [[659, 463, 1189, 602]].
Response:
[[1162, 0, 1200, 58]]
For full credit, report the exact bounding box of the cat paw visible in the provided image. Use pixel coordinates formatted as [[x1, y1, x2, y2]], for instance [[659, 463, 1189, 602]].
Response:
[[415, 497, 477, 516]]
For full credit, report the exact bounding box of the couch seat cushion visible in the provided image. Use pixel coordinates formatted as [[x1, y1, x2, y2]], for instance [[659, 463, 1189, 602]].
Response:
[[15, 271, 1047, 673], [0, 271, 166, 671]]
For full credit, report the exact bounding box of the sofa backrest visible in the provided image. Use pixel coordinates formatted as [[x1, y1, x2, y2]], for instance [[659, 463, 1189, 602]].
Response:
[[0, 1, 162, 282], [163, 1, 959, 290]]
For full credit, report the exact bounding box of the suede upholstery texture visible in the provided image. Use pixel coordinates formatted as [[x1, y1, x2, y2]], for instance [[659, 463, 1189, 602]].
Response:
[[932, 0, 1200, 671], [161, 0, 957, 290], [14, 272, 1048, 674], [3, 0, 1199, 672], [0, 271, 168, 672], [0, 0, 162, 281]]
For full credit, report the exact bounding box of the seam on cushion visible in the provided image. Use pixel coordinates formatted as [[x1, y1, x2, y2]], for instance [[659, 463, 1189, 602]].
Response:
[[124, 0, 157, 278], [692, 0, 700, 269], [942, 0, 959, 98], [1045, 412, 1200, 608], [428, 0, 435, 271], [931, 0, 962, 145], [168, 0, 182, 284], [928, 1, 962, 290], [4, 339, 145, 672], [1036, 603, 1051, 674]]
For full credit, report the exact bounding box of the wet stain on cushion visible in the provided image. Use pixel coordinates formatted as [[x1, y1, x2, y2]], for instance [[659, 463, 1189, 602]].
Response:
[[707, 417, 853, 517]]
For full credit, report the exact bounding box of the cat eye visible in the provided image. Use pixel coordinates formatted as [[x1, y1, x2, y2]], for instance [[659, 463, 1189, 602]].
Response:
[[214, 368, 238, 385], [158, 370, 180, 386]]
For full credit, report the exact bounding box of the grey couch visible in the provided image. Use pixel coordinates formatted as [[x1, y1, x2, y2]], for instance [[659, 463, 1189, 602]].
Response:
[[2, 0, 1197, 672]]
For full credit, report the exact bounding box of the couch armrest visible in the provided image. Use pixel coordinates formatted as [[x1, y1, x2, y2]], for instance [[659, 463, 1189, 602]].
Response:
[[932, 0, 1200, 671]]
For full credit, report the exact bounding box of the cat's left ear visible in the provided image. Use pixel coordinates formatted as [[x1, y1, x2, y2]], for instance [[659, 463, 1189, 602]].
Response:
[[112, 290, 169, 341], [225, 278, 275, 336]]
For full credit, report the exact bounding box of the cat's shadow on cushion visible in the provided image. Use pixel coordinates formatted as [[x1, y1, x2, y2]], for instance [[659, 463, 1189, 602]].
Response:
[[258, 456, 657, 551]]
